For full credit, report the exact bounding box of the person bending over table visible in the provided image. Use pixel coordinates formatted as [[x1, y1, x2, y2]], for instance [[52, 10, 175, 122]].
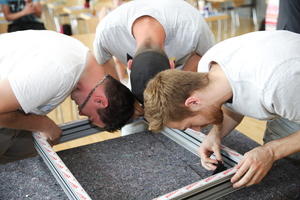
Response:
[[93, 0, 215, 135], [0, 30, 135, 164], [143, 30, 300, 188]]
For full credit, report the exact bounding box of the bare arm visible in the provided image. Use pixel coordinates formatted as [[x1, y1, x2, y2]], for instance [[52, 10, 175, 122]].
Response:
[[32, 1, 43, 18], [181, 52, 202, 72], [231, 128, 300, 188], [98, 6, 109, 22], [0, 78, 61, 145], [102, 57, 120, 80]]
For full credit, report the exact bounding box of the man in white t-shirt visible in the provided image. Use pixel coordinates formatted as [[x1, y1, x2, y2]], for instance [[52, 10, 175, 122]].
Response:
[[0, 30, 135, 164], [143, 31, 300, 188], [94, 0, 215, 135]]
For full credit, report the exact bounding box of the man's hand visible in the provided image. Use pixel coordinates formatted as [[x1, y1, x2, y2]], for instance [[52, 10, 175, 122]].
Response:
[[0, 111, 62, 147], [181, 52, 202, 72], [198, 132, 223, 170], [38, 116, 62, 146], [231, 145, 275, 188], [132, 99, 144, 119]]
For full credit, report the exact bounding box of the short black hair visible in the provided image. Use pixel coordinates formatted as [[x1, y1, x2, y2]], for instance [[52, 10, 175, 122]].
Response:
[[97, 75, 135, 132], [130, 51, 170, 104]]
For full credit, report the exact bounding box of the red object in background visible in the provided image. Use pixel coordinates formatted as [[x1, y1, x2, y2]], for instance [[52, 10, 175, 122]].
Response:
[[84, 0, 90, 8]]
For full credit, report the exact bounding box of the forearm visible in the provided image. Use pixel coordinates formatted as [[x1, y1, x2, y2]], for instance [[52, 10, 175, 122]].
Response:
[[98, 6, 109, 21], [209, 107, 244, 139], [3, 9, 28, 21], [32, 2, 42, 18], [102, 58, 120, 80], [0, 111, 54, 133], [181, 52, 201, 72], [2, 3, 42, 21], [264, 129, 300, 161]]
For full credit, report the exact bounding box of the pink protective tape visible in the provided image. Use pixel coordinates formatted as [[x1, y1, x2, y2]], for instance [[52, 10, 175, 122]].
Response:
[[154, 129, 243, 200], [33, 132, 91, 200]]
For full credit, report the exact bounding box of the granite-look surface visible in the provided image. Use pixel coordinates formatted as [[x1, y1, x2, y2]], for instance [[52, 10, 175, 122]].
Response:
[[1, 129, 300, 200]]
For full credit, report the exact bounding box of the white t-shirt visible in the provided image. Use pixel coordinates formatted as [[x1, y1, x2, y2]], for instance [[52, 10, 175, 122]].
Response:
[[94, 0, 215, 69], [0, 30, 90, 115], [198, 30, 300, 123]]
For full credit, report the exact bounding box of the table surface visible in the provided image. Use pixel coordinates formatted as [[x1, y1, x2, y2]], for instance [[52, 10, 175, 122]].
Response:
[[63, 5, 90, 15], [1, 129, 300, 199], [79, 11, 228, 22], [47, 1, 67, 10], [206, 0, 233, 2], [0, 12, 5, 21], [204, 12, 228, 22]]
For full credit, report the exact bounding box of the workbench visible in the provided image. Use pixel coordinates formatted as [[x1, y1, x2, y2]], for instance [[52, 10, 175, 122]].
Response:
[[1, 122, 300, 199]]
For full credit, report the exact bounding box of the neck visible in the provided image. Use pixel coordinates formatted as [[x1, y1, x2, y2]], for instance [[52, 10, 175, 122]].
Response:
[[205, 63, 233, 106], [77, 52, 106, 92], [132, 16, 165, 47]]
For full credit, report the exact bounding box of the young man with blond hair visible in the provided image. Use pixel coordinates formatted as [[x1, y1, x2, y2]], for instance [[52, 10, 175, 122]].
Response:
[[144, 31, 300, 189]]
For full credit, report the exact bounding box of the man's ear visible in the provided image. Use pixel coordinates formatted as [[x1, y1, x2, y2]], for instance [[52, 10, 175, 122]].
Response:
[[94, 96, 108, 108], [169, 60, 175, 69], [127, 59, 133, 70], [185, 97, 201, 111]]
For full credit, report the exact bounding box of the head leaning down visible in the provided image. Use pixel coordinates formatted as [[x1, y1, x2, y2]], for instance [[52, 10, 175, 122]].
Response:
[[144, 69, 223, 132], [98, 75, 135, 132]]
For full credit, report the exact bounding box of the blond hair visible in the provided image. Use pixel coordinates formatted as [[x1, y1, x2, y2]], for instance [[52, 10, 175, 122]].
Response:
[[144, 69, 209, 132]]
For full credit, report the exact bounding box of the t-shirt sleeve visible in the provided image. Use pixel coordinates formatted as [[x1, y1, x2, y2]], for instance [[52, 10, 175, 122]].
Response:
[[263, 60, 300, 123]]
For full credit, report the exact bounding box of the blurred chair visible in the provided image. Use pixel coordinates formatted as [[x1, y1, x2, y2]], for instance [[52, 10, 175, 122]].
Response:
[[232, 0, 258, 26], [0, 20, 9, 33], [80, 1, 114, 33], [208, 0, 257, 27], [47, 0, 83, 32]]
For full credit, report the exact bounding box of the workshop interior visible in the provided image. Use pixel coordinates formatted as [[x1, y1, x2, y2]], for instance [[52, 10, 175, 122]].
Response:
[[1, 0, 300, 199]]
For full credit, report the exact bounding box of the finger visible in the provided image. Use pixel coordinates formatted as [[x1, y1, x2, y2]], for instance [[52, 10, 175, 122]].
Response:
[[198, 151, 216, 170], [244, 165, 268, 187], [52, 138, 60, 145], [232, 167, 255, 188], [46, 139, 54, 147], [231, 161, 250, 188], [201, 158, 219, 170], [213, 149, 223, 163]]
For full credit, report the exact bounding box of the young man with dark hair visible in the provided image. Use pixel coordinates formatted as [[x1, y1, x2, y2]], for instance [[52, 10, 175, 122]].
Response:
[[0, 30, 135, 164]]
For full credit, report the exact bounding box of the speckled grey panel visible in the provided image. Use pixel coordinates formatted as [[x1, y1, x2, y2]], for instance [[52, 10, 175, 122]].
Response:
[[1, 129, 300, 200], [0, 156, 66, 199]]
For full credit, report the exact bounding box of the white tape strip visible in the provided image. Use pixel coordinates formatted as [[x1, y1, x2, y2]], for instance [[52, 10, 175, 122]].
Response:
[[185, 129, 243, 163], [153, 168, 238, 200], [154, 129, 244, 200], [33, 132, 91, 200]]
